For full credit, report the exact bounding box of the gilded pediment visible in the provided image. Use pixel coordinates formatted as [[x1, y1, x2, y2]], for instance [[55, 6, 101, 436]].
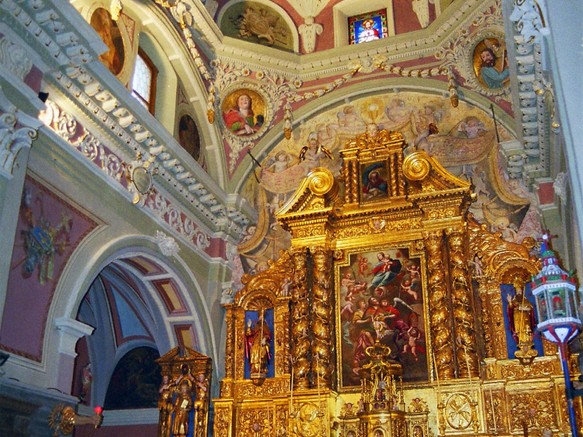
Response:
[[277, 128, 475, 241]]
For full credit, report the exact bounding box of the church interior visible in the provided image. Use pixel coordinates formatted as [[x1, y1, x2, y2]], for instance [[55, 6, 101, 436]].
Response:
[[1, 0, 582, 436]]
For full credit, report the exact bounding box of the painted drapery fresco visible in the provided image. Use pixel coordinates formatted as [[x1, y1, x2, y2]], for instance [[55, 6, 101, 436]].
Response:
[[337, 248, 427, 388], [236, 92, 540, 282]]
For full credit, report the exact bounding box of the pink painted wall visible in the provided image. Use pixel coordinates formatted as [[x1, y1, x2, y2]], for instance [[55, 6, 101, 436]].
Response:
[[0, 176, 97, 361]]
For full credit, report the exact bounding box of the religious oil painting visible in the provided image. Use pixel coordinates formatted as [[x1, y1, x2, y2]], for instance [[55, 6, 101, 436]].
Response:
[[348, 9, 388, 45], [472, 37, 510, 90], [178, 114, 202, 162], [361, 161, 390, 202], [338, 248, 427, 389], [221, 89, 266, 137], [90, 8, 125, 76]]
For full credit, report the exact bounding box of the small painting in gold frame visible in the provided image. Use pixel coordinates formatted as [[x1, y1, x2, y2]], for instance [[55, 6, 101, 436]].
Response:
[[361, 161, 389, 203]]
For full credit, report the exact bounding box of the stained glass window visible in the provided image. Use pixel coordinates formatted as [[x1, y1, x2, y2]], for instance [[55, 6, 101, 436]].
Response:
[[348, 9, 388, 45]]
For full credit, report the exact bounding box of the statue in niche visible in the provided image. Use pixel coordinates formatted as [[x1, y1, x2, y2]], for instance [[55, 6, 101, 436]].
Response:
[[506, 279, 536, 346], [171, 379, 193, 437], [245, 311, 272, 378]]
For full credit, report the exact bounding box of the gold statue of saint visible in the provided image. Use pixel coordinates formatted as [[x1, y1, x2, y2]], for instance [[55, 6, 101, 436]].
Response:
[[245, 311, 272, 378], [172, 380, 194, 437], [506, 276, 538, 364]]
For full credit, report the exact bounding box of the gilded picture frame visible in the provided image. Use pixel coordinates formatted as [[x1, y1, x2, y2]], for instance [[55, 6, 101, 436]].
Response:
[[360, 161, 390, 203], [336, 246, 428, 390]]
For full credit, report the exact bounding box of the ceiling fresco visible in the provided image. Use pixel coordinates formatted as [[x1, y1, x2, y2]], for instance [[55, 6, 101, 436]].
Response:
[[234, 92, 541, 281]]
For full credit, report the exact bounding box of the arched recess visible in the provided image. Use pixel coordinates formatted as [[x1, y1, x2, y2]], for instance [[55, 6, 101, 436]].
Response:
[[43, 232, 219, 399], [216, 0, 300, 52]]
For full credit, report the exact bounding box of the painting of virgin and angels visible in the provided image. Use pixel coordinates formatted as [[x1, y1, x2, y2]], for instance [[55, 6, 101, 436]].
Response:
[[338, 247, 428, 388]]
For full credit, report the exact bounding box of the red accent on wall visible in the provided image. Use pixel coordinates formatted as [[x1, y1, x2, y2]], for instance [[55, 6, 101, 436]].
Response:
[[538, 181, 555, 205]]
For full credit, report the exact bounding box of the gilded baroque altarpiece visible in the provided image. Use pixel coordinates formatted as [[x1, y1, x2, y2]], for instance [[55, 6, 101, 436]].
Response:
[[210, 129, 579, 436]]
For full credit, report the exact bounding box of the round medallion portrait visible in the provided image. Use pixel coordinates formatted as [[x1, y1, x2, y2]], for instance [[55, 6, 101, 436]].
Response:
[[472, 37, 510, 90], [221, 89, 266, 137]]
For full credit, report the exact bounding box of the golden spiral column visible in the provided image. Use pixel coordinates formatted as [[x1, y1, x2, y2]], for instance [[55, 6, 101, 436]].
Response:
[[424, 230, 455, 379], [311, 246, 334, 388], [290, 247, 311, 389], [446, 226, 479, 377]]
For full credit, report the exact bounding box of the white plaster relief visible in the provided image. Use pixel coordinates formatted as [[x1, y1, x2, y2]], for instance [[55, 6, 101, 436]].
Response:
[[147, 191, 212, 254], [509, 0, 548, 43], [298, 17, 323, 54], [0, 37, 33, 80], [0, 89, 38, 179], [155, 230, 180, 257], [0, 111, 37, 179]]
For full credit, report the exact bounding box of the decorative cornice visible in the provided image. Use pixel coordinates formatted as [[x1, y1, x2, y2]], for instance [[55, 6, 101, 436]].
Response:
[[1, 0, 253, 239], [40, 99, 234, 257]]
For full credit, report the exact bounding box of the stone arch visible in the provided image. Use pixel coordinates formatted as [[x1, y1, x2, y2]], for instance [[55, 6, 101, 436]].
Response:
[[44, 231, 218, 394]]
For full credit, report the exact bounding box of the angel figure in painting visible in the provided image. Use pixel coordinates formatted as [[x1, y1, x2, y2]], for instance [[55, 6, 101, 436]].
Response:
[[299, 132, 333, 170]]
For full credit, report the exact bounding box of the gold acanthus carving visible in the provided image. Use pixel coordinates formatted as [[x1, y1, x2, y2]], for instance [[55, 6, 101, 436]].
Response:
[[275, 306, 291, 377], [288, 224, 328, 240], [427, 207, 458, 220], [238, 408, 273, 436], [477, 279, 497, 358], [508, 390, 557, 432], [498, 359, 559, 380], [425, 230, 455, 379], [220, 380, 233, 398], [213, 406, 232, 436], [235, 314, 246, 381], [334, 217, 422, 239], [485, 389, 506, 434], [235, 377, 290, 397], [224, 306, 235, 379]]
